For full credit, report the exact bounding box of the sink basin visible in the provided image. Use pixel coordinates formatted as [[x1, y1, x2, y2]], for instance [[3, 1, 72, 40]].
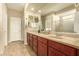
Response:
[[49, 35, 62, 39], [40, 32, 63, 39], [40, 32, 52, 35]]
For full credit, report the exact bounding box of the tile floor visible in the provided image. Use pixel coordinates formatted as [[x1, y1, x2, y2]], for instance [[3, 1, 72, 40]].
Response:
[[3, 40, 36, 56]]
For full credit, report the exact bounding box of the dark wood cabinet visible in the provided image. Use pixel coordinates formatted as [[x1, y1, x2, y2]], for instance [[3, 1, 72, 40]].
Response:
[[38, 36, 47, 44], [29, 34, 33, 48], [27, 33, 79, 56], [48, 40, 77, 56], [32, 35, 38, 54], [77, 49, 79, 56], [27, 33, 33, 48], [27, 33, 30, 45], [38, 37, 47, 56], [48, 47, 65, 56]]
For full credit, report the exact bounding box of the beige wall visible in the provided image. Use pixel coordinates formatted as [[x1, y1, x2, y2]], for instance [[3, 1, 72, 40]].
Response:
[[0, 3, 8, 55], [2, 3, 8, 46], [41, 16, 45, 30], [0, 3, 3, 55], [0, 4, 24, 55], [8, 9, 22, 17], [21, 11, 24, 42], [74, 7, 79, 33]]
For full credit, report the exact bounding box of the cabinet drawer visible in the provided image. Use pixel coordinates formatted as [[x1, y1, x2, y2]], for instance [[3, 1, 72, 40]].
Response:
[[48, 47, 65, 56], [48, 40, 76, 56], [38, 44, 47, 56], [38, 41, 47, 48], [38, 36, 47, 44], [33, 35, 38, 39], [29, 34, 32, 38], [33, 36, 38, 43], [33, 38, 37, 42], [38, 40, 47, 56], [48, 47, 56, 56], [33, 35, 38, 47], [33, 40, 38, 47], [30, 37, 33, 41]]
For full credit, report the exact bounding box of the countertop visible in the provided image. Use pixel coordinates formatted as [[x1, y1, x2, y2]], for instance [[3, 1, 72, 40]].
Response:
[[27, 31, 79, 49]]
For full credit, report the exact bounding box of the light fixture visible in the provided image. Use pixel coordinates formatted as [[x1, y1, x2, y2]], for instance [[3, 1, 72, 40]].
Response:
[[31, 8, 34, 11], [75, 3, 79, 8], [38, 10, 41, 13]]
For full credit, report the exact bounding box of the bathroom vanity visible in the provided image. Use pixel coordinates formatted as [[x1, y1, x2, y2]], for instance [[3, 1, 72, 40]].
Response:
[[26, 31, 79, 56]]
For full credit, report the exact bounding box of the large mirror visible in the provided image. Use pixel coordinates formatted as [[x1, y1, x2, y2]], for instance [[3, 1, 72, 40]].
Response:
[[55, 14, 75, 33], [26, 15, 41, 32], [34, 16, 39, 23], [45, 9, 76, 33]]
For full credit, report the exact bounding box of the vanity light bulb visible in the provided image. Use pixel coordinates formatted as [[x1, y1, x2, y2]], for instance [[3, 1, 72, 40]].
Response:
[[38, 10, 41, 13], [31, 8, 34, 11]]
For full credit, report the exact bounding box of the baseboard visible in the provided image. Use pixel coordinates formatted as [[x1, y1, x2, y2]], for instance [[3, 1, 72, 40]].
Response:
[[8, 40, 24, 43]]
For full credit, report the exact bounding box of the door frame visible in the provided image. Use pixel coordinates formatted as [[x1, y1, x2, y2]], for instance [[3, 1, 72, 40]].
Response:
[[8, 16, 22, 43]]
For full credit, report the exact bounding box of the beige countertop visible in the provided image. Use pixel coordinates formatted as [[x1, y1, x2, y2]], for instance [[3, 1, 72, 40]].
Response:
[[27, 31, 79, 49]]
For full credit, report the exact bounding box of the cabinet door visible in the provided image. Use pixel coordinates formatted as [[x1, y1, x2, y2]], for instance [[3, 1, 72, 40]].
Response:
[[33, 38, 38, 47], [48, 47, 56, 56], [29, 34, 33, 48], [27, 33, 30, 45], [32, 35, 38, 54], [48, 40, 77, 56], [48, 47, 65, 56], [38, 40, 47, 56], [38, 36, 47, 44], [30, 37, 33, 48], [33, 35, 38, 47]]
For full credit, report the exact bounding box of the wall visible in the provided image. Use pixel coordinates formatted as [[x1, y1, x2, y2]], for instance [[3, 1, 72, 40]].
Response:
[[0, 3, 8, 55], [0, 4, 24, 55], [0, 3, 3, 55], [21, 11, 24, 42], [74, 7, 79, 33], [41, 16, 45, 30], [2, 3, 8, 46], [8, 9, 22, 17]]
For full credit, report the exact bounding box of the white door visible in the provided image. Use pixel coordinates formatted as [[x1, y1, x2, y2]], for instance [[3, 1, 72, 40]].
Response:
[[9, 17, 21, 42]]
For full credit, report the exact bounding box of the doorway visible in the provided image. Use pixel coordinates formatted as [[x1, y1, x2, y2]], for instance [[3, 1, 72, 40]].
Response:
[[9, 17, 21, 42]]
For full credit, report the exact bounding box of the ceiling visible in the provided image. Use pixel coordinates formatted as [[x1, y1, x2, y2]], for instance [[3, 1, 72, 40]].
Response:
[[7, 3, 25, 12], [6, 3, 74, 15], [26, 3, 74, 15]]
